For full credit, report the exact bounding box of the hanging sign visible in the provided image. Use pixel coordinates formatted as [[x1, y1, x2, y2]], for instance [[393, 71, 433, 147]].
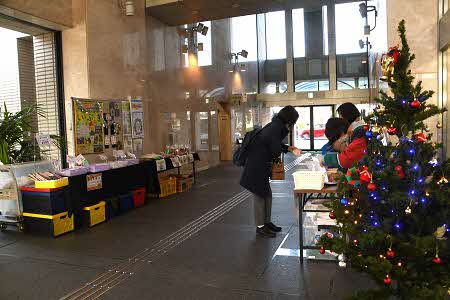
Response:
[[86, 173, 102, 191]]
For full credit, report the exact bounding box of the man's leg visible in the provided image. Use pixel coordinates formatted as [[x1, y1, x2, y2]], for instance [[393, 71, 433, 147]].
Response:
[[254, 193, 275, 238]]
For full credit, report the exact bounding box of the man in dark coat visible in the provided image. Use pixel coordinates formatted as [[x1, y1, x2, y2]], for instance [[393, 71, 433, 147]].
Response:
[[240, 106, 301, 237]]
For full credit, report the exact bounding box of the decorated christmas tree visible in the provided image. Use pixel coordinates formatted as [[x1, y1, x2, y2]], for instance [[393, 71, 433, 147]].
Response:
[[319, 20, 449, 299]]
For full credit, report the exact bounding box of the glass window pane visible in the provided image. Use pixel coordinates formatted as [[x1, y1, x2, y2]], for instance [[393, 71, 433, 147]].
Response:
[[210, 111, 218, 151], [293, 6, 329, 92], [231, 15, 257, 62], [313, 106, 333, 150], [335, 2, 365, 55], [266, 11, 286, 60], [198, 21, 212, 66], [293, 107, 311, 149], [195, 112, 209, 151]]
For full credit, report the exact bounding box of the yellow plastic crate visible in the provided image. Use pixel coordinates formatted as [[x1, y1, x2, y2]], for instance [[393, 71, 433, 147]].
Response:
[[83, 201, 106, 227], [23, 211, 74, 237], [159, 177, 177, 198], [176, 175, 194, 193], [35, 177, 69, 189]]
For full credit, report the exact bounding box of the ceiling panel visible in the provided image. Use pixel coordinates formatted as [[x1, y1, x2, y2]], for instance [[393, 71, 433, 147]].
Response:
[[146, 0, 362, 26]]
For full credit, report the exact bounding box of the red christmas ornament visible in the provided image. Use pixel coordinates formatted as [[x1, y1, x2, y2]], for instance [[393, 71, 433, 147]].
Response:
[[433, 256, 442, 264], [386, 249, 395, 259], [394, 165, 405, 179], [384, 275, 392, 285], [367, 182, 377, 192], [329, 211, 336, 220], [363, 125, 370, 131], [320, 247, 325, 254], [387, 127, 397, 135], [415, 132, 426, 142], [359, 168, 372, 184], [411, 100, 421, 108]]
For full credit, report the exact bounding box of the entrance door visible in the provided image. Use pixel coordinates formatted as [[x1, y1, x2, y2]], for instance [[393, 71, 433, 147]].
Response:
[[292, 105, 334, 151]]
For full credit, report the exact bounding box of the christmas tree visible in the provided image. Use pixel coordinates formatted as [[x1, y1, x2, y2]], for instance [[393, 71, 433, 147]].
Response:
[[319, 20, 449, 299]]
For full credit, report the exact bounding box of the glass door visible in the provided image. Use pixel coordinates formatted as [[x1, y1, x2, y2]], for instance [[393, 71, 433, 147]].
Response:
[[293, 107, 311, 149], [313, 106, 333, 150]]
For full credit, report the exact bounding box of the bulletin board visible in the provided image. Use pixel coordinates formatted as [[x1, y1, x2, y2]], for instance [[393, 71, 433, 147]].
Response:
[[73, 98, 104, 155]]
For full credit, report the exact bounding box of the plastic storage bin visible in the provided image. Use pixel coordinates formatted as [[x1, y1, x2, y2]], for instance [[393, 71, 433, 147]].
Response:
[[83, 202, 106, 227], [89, 163, 111, 173], [159, 177, 177, 198], [118, 193, 134, 213], [23, 211, 74, 237], [292, 170, 325, 190], [104, 197, 120, 220], [21, 186, 66, 215], [58, 167, 89, 177], [35, 177, 69, 189], [176, 175, 194, 193], [132, 188, 146, 207]]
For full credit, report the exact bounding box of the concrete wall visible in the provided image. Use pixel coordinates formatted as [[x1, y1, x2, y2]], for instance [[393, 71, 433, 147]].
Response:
[[0, 0, 72, 28]]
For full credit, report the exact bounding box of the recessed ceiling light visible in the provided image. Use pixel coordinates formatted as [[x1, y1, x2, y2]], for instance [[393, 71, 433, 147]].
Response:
[[192, 10, 199, 15], [232, 3, 240, 8]]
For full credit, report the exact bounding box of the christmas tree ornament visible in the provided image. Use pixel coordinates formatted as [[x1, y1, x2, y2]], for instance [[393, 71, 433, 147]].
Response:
[[436, 122, 443, 129], [380, 46, 400, 82], [345, 167, 360, 187], [434, 225, 447, 240], [405, 206, 412, 214], [367, 182, 377, 192], [372, 126, 380, 134], [377, 134, 384, 141], [329, 211, 336, 220], [319, 247, 325, 254], [415, 132, 426, 142], [425, 126, 431, 132], [338, 254, 345, 262], [364, 124, 370, 131], [433, 256, 442, 264], [386, 248, 395, 259], [429, 158, 439, 167], [365, 131, 373, 138], [338, 261, 347, 268], [359, 168, 372, 184], [340, 198, 349, 205], [387, 127, 397, 135], [394, 165, 405, 179], [417, 95, 426, 102], [410, 99, 421, 108], [437, 176, 448, 185], [384, 275, 392, 285]]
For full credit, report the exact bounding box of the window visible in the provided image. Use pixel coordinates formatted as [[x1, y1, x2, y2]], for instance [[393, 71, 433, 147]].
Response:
[[231, 15, 257, 62], [265, 11, 286, 60], [335, 2, 366, 55], [292, 9, 306, 58], [198, 21, 212, 66], [210, 111, 218, 151]]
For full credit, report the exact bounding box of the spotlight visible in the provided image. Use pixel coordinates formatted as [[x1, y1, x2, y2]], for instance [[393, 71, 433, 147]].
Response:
[[196, 23, 204, 32], [359, 3, 367, 18], [197, 42, 204, 51], [201, 26, 209, 36], [359, 39, 365, 49], [240, 50, 248, 58]]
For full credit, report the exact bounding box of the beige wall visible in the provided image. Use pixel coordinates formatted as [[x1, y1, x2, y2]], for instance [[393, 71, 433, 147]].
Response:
[[387, 0, 441, 140], [0, 0, 72, 28]]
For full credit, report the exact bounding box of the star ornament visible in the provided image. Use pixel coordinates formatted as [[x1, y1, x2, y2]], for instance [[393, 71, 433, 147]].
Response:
[[434, 225, 447, 240]]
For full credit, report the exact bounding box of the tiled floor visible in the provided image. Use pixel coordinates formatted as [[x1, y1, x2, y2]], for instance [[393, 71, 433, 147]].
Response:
[[0, 155, 374, 299]]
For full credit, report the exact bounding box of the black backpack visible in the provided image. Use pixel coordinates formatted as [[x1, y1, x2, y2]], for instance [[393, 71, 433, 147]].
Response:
[[233, 127, 263, 167]]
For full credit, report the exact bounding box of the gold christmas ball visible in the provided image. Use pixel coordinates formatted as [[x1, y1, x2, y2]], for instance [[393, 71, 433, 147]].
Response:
[[437, 122, 443, 129], [372, 126, 380, 134]]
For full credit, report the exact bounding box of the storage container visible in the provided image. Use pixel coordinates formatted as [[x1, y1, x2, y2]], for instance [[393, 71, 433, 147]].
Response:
[[132, 188, 146, 207], [89, 163, 111, 173], [126, 159, 139, 166], [118, 193, 134, 212], [23, 211, 74, 237], [176, 175, 194, 193], [83, 201, 106, 227], [109, 161, 129, 169], [104, 197, 120, 220], [156, 159, 167, 171], [293, 170, 325, 190], [159, 177, 177, 198], [35, 177, 69, 189], [58, 167, 89, 177], [21, 186, 66, 215]]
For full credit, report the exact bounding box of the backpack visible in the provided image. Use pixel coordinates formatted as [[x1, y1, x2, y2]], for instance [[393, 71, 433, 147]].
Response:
[[233, 127, 263, 167]]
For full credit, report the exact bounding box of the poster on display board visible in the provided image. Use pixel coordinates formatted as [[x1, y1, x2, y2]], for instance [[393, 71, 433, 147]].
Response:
[[123, 136, 133, 153], [73, 99, 104, 155], [130, 100, 144, 138], [122, 101, 132, 136], [133, 138, 143, 154]]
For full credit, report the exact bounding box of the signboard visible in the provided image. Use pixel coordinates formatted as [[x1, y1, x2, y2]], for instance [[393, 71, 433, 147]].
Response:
[[36, 134, 51, 147], [86, 173, 102, 191], [73, 99, 104, 154], [130, 100, 144, 138]]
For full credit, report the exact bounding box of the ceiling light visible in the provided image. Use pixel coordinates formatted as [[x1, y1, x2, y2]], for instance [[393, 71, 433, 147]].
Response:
[[201, 26, 209, 36], [232, 3, 240, 8], [192, 10, 199, 15]]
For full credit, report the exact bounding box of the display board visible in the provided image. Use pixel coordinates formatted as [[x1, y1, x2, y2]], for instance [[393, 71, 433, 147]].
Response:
[[73, 99, 104, 155], [131, 100, 144, 138]]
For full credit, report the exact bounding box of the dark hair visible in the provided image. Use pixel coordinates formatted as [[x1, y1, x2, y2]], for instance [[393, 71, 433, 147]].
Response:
[[325, 118, 350, 144], [277, 105, 299, 126], [337, 102, 361, 123]]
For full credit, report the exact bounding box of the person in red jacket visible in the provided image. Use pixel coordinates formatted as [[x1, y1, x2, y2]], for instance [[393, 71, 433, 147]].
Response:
[[323, 103, 367, 170]]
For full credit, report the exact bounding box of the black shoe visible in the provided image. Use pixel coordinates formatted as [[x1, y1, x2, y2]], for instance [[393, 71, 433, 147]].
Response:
[[256, 225, 276, 238], [265, 222, 282, 233]]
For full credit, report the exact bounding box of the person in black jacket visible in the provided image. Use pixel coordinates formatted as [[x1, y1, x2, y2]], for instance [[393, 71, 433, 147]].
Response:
[[240, 106, 301, 238]]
